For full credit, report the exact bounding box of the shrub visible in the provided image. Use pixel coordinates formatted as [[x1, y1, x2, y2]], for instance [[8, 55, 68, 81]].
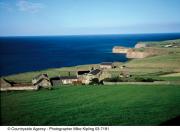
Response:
[[135, 77, 155, 82], [104, 76, 158, 82], [89, 78, 99, 85], [103, 77, 123, 82]]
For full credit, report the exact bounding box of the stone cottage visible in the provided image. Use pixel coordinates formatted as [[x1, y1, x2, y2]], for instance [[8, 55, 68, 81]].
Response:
[[81, 69, 102, 84], [32, 74, 51, 88], [50, 76, 79, 86], [60, 76, 78, 84], [99, 71, 112, 81], [32, 74, 49, 84], [0, 78, 13, 88], [33, 78, 51, 88], [0, 78, 38, 91], [50, 77, 61, 86]]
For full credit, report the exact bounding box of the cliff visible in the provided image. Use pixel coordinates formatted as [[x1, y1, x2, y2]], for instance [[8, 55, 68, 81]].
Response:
[[112, 46, 152, 58], [126, 50, 150, 58], [126, 48, 157, 59], [112, 45, 157, 58], [112, 46, 130, 53], [113, 44, 170, 59]]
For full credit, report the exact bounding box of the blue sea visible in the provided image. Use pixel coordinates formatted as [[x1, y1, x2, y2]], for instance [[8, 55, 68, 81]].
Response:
[[1, 33, 180, 76]]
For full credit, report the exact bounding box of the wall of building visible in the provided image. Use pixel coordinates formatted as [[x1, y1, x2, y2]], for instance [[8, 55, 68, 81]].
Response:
[[0, 86, 38, 91], [62, 79, 78, 84], [37, 80, 51, 87]]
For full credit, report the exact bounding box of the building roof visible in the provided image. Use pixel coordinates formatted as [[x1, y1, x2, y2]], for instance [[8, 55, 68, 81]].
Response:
[[1, 78, 17, 85], [100, 62, 113, 66], [89, 69, 101, 75], [60, 76, 78, 80], [34, 78, 50, 85], [33, 74, 48, 80], [50, 76, 60, 80], [77, 70, 90, 75], [50, 79, 61, 86], [0, 78, 13, 87]]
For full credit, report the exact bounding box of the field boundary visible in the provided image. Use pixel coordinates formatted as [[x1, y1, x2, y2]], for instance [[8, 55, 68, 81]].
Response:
[[103, 81, 172, 85], [0, 86, 38, 91]]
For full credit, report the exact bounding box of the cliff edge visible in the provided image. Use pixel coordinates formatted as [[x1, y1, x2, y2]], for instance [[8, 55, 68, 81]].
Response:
[[112, 46, 130, 54], [112, 39, 179, 59]]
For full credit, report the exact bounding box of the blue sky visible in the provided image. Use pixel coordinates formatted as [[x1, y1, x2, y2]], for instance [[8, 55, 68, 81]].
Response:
[[0, 0, 180, 36]]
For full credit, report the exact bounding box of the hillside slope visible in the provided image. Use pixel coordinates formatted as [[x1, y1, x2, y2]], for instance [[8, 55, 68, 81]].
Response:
[[1, 85, 180, 125]]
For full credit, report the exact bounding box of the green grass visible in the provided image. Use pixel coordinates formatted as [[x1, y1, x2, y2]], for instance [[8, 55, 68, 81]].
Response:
[[160, 73, 180, 77], [137, 39, 180, 48], [1, 85, 180, 126], [126, 53, 180, 68]]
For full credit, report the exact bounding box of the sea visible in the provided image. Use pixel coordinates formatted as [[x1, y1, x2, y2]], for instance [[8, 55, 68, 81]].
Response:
[[1, 33, 180, 76]]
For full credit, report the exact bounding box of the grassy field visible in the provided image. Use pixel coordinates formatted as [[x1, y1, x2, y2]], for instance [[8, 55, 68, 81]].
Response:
[[126, 53, 180, 69], [137, 39, 180, 48], [1, 85, 180, 126], [160, 73, 180, 77]]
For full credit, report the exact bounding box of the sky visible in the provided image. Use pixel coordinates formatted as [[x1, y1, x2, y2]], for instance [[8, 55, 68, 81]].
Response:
[[0, 0, 180, 36]]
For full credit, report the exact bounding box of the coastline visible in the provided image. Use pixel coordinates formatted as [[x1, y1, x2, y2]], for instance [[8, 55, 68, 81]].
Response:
[[2, 39, 180, 83], [1, 34, 180, 76]]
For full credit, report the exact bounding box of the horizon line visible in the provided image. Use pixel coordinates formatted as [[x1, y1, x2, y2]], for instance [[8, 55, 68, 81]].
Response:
[[1, 32, 180, 37]]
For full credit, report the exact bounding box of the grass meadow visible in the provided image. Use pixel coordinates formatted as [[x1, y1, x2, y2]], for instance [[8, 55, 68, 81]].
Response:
[[1, 85, 180, 126]]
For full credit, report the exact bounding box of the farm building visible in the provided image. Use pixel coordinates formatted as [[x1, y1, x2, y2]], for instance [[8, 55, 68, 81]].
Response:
[[50, 76, 79, 86], [33, 78, 51, 88], [50, 77, 61, 86], [81, 69, 102, 84], [100, 62, 113, 69], [0, 78, 13, 88], [77, 70, 90, 77], [0, 78, 38, 91], [60, 76, 78, 84], [99, 71, 112, 81], [32, 74, 51, 88], [89, 69, 101, 77], [32, 74, 49, 85], [77, 70, 90, 84]]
